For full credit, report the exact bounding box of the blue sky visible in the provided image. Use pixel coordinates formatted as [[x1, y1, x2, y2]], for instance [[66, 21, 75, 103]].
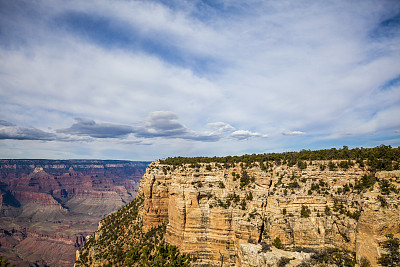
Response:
[[0, 0, 400, 161]]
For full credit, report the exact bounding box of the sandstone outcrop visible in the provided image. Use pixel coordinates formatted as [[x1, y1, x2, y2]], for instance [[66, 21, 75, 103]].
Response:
[[75, 146, 400, 266], [136, 160, 399, 266]]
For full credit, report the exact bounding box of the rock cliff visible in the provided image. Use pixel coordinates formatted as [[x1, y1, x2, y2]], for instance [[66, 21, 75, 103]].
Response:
[[138, 161, 397, 266], [0, 159, 149, 267], [76, 146, 400, 266]]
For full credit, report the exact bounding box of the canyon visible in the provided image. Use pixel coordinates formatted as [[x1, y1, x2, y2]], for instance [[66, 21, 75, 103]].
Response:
[[0, 159, 149, 266], [76, 146, 400, 266]]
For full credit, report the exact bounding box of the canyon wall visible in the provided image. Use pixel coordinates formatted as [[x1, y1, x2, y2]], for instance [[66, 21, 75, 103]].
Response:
[[0, 159, 149, 267], [138, 160, 400, 266]]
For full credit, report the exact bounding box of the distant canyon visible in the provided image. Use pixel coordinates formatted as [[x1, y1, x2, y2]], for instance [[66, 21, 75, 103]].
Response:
[[0, 159, 149, 266]]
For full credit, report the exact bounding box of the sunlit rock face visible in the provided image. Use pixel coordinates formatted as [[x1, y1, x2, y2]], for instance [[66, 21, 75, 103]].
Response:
[[139, 160, 400, 266], [0, 159, 149, 267]]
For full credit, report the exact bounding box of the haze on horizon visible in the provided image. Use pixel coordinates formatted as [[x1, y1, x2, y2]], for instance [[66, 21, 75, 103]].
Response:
[[0, 0, 400, 161]]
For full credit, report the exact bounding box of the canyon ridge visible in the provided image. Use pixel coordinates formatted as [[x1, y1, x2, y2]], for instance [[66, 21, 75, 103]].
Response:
[[0, 159, 149, 266]]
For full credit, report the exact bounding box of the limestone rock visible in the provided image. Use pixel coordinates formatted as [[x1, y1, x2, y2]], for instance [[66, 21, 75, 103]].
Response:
[[138, 160, 400, 266]]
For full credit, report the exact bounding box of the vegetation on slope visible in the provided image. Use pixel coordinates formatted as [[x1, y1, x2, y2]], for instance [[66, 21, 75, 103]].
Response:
[[124, 224, 192, 267], [0, 256, 15, 267], [75, 194, 192, 266], [160, 145, 399, 172], [378, 234, 400, 267]]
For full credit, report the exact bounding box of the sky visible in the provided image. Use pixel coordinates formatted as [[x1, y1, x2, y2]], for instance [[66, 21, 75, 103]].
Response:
[[0, 0, 400, 161]]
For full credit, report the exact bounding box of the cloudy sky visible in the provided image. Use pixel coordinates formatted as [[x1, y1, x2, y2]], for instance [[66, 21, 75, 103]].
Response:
[[1, 0, 400, 161]]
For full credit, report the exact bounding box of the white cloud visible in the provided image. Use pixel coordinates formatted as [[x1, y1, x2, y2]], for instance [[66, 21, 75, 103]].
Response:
[[134, 111, 236, 142], [1, 0, 400, 159], [281, 130, 306, 136], [206, 122, 235, 133], [231, 130, 268, 141], [52, 112, 239, 142]]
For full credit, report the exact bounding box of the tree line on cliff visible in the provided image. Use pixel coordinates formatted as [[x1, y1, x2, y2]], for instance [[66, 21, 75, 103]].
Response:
[[160, 145, 399, 172]]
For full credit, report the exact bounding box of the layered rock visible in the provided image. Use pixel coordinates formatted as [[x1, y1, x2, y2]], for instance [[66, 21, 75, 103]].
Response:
[[0, 159, 149, 267], [137, 160, 400, 266], [11, 191, 64, 207]]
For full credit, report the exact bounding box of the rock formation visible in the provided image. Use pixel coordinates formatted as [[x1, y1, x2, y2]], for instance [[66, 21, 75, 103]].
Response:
[[76, 146, 400, 266], [0, 159, 149, 266]]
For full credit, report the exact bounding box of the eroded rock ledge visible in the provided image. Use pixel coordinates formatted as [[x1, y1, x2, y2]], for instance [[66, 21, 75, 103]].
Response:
[[138, 160, 400, 266]]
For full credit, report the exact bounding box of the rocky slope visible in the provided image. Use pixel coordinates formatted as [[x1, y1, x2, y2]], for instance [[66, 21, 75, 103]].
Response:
[[76, 146, 400, 266], [0, 159, 149, 267]]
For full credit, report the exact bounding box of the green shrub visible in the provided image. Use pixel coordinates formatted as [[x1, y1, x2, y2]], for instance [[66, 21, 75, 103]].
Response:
[[288, 181, 300, 188], [277, 257, 291, 267], [339, 160, 349, 169], [240, 199, 246, 210], [379, 179, 398, 195], [359, 257, 372, 267], [0, 256, 15, 267], [301, 205, 311, 218], [377, 195, 388, 207], [354, 175, 376, 192], [377, 234, 400, 266], [328, 161, 337, 171], [272, 237, 283, 249], [310, 248, 355, 266], [261, 242, 271, 252], [240, 171, 254, 188], [246, 192, 253, 201], [248, 238, 256, 244], [297, 160, 307, 170], [346, 210, 361, 220]]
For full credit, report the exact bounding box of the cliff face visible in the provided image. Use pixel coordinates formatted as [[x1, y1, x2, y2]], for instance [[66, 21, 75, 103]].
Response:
[[138, 161, 400, 266], [0, 159, 149, 267]]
